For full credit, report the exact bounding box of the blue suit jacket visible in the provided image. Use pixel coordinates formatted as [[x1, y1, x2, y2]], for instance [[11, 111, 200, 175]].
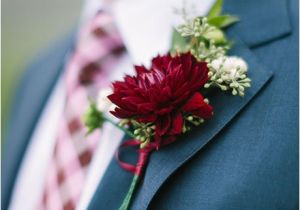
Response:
[[2, 0, 299, 209]]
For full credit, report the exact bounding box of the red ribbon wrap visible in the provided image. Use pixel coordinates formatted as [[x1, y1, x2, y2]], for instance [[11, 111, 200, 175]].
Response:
[[116, 139, 156, 176]]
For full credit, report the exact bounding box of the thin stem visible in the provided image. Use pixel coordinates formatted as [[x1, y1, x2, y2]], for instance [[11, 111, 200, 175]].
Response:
[[103, 116, 136, 138], [119, 175, 140, 210]]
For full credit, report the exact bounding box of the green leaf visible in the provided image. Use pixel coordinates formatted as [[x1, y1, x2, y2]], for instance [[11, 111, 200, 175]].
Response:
[[208, 15, 239, 28], [170, 28, 189, 53], [207, 0, 224, 18]]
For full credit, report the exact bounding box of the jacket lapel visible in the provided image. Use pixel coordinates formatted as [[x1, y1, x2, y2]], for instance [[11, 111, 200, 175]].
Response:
[[130, 34, 273, 210], [2, 32, 75, 210]]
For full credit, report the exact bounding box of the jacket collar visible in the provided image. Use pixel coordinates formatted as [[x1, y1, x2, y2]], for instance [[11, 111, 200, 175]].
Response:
[[223, 0, 292, 47]]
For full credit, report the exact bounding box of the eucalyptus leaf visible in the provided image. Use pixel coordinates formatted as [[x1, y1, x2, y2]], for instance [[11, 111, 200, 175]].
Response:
[[207, 0, 224, 18], [208, 15, 239, 28]]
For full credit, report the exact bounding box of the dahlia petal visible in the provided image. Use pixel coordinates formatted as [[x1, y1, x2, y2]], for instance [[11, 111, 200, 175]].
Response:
[[137, 114, 157, 122], [107, 94, 123, 106], [156, 107, 173, 115], [169, 112, 183, 135], [112, 81, 128, 90], [124, 75, 137, 86], [110, 108, 134, 118], [161, 86, 172, 99], [153, 54, 172, 70], [182, 92, 206, 112], [181, 53, 192, 71], [123, 96, 144, 104], [192, 104, 214, 119], [137, 102, 156, 113], [135, 65, 148, 75]]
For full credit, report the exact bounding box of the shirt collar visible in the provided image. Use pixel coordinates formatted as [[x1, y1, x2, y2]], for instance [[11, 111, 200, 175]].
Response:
[[81, 0, 215, 66]]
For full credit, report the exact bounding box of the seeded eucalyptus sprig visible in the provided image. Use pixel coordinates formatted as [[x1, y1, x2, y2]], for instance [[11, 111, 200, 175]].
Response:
[[172, 0, 251, 97], [131, 120, 155, 148], [174, 2, 238, 61], [177, 17, 216, 38], [205, 56, 251, 96]]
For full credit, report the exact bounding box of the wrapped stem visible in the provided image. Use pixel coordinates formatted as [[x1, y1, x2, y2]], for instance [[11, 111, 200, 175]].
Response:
[[118, 144, 152, 210]]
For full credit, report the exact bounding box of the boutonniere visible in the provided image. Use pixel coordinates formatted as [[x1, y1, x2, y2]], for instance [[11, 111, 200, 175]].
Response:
[[84, 0, 251, 209]]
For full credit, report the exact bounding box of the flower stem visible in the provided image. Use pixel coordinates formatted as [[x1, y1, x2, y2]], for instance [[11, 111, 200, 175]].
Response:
[[119, 175, 140, 210], [104, 116, 135, 138]]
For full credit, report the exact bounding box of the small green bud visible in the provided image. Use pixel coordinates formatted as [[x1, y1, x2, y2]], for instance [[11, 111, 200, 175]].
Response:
[[217, 78, 223, 83], [241, 78, 251, 83], [140, 136, 146, 142], [134, 129, 140, 135], [232, 89, 238, 95], [238, 86, 245, 92], [243, 83, 251, 87], [199, 42, 205, 47], [193, 121, 200, 126], [187, 116, 193, 121], [182, 126, 187, 133], [204, 83, 210, 88]]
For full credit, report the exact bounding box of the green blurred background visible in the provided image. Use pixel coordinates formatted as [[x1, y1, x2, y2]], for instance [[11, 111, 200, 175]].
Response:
[[2, 0, 82, 137]]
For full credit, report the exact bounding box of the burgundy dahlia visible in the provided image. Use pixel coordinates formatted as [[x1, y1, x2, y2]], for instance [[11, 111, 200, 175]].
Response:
[[108, 53, 213, 145]]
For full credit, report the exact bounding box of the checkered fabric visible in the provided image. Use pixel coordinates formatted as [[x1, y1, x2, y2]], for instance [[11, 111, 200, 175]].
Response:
[[38, 11, 125, 210]]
